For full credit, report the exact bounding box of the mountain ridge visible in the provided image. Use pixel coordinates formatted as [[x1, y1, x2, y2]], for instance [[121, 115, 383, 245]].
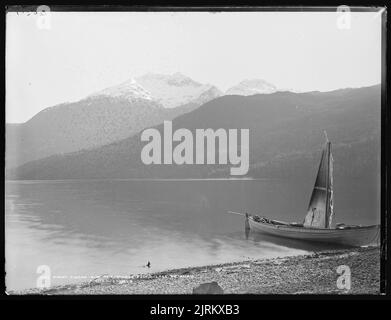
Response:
[[7, 84, 380, 181], [6, 73, 224, 168]]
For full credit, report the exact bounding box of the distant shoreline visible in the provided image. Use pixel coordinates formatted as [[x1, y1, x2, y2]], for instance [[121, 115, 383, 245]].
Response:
[[12, 246, 380, 295]]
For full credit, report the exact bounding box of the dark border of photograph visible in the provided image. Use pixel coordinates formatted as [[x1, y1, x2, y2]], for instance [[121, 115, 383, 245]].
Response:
[[1, 3, 390, 310]]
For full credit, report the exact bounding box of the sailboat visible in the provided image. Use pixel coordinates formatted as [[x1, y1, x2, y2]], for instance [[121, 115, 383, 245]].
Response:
[[231, 133, 380, 247]]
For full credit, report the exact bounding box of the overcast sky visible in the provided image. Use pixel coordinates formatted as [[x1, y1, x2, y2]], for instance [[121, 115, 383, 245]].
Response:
[[6, 10, 382, 123]]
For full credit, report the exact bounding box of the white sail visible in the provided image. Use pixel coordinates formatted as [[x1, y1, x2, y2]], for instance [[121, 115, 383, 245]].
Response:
[[303, 139, 333, 228]]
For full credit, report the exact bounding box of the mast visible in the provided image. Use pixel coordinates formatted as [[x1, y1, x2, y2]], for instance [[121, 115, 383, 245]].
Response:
[[326, 140, 334, 228], [325, 141, 331, 228], [328, 151, 334, 227]]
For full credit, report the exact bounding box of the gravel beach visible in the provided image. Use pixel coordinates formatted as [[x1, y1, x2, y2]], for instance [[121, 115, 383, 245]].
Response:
[[14, 246, 380, 295]]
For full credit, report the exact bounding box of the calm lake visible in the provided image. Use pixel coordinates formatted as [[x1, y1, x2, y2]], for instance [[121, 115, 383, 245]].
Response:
[[5, 178, 380, 291]]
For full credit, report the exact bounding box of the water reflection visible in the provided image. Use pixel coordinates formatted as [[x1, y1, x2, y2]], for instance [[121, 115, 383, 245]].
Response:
[[5, 179, 379, 290]]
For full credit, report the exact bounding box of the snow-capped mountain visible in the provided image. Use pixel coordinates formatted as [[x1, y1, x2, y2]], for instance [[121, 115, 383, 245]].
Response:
[[277, 87, 303, 93], [136, 72, 223, 108], [91, 78, 153, 101], [90, 72, 223, 109], [226, 79, 277, 96], [6, 73, 224, 168]]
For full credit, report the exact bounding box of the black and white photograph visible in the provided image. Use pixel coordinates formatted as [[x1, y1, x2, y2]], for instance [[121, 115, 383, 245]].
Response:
[[4, 6, 387, 298]]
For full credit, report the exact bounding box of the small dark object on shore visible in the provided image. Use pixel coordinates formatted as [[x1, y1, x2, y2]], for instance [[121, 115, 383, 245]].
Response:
[[146, 261, 151, 268], [193, 281, 224, 294]]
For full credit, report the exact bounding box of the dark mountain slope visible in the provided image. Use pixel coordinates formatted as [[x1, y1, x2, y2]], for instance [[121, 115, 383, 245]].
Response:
[[6, 96, 190, 168], [8, 85, 380, 181]]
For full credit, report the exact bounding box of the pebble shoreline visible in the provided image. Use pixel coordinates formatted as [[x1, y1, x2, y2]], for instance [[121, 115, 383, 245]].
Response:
[[13, 246, 380, 295]]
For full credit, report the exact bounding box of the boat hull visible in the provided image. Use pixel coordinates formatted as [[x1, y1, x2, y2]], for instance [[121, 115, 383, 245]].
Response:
[[248, 218, 380, 247]]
